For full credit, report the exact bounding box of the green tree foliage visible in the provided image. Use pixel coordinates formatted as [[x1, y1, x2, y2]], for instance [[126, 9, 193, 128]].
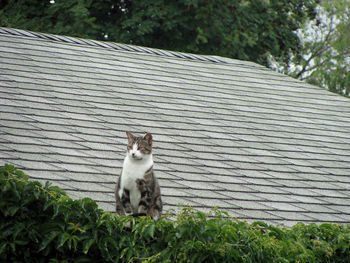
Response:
[[2, 0, 348, 96], [271, 0, 350, 97], [1, 164, 350, 262], [0, 0, 317, 67], [0, 0, 101, 39]]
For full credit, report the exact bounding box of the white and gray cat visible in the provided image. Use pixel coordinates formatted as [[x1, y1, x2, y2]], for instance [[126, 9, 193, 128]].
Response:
[[115, 131, 162, 220]]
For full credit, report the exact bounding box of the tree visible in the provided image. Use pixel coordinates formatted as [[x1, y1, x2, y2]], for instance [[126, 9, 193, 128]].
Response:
[[0, 0, 318, 68], [107, 0, 319, 67], [0, 0, 102, 39], [271, 0, 350, 97]]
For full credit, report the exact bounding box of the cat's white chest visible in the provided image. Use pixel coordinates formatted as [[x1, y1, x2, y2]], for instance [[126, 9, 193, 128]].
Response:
[[119, 155, 153, 213]]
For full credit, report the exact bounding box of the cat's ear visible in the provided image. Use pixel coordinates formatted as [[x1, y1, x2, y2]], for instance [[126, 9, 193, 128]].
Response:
[[126, 131, 135, 143], [143, 133, 152, 146]]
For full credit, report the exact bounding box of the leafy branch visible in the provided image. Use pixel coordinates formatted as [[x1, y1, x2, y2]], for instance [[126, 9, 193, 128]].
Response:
[[1, 164, 350, 262]]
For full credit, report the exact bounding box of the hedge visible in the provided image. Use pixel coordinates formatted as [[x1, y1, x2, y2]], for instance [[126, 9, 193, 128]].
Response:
[[1, 164, 350, 262]]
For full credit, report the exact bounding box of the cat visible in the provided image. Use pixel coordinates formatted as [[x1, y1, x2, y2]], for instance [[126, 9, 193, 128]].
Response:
[[115, 131, 162, 220]]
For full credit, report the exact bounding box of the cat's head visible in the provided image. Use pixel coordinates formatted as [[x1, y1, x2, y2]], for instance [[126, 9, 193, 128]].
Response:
[[126, 131, 152, 160]]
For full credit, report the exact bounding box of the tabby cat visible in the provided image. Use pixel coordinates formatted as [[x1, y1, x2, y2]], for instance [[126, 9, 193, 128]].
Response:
[[115, 131, 162, 220]]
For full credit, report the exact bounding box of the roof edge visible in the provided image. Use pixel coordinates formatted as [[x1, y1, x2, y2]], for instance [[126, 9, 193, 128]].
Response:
[[0, 27, 263, 68]]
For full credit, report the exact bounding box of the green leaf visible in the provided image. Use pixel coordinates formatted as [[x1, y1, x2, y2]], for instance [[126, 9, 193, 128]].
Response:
[[7, 206, 19, 216], [121, 247, 129, 258], [83, 238, 95, 254], [13, 223, 25, 239], [3, 181, 11, 192], [57, 232, 71, 249], [145, 223, 155, 239], [0, 243, 7, 255], [38, 231, 60, 252], [15, 240, 28, 246]]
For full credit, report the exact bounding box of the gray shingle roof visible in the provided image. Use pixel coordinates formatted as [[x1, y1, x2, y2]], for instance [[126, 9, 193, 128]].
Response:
[[1, 27, 350, 226]]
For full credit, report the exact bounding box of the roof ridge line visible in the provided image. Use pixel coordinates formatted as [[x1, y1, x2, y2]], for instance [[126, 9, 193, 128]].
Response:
[[0, 27, 239, 65]]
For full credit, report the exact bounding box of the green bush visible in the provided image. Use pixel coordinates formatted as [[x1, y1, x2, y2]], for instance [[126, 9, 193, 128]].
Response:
[[1, 164, 350, 262]]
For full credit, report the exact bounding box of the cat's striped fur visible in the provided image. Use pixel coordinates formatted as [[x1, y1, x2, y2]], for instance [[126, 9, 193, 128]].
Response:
[[115, 131, 162, 220]]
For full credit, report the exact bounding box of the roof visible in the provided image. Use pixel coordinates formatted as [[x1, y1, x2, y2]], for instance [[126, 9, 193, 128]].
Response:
[[1, 27, 350, 227]]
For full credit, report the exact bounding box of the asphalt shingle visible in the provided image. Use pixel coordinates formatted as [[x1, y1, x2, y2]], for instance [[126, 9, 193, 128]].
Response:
[[1, 27, 350, 226]]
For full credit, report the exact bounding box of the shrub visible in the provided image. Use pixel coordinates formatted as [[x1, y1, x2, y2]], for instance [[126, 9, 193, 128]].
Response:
[[1, 164, 350, 262]]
